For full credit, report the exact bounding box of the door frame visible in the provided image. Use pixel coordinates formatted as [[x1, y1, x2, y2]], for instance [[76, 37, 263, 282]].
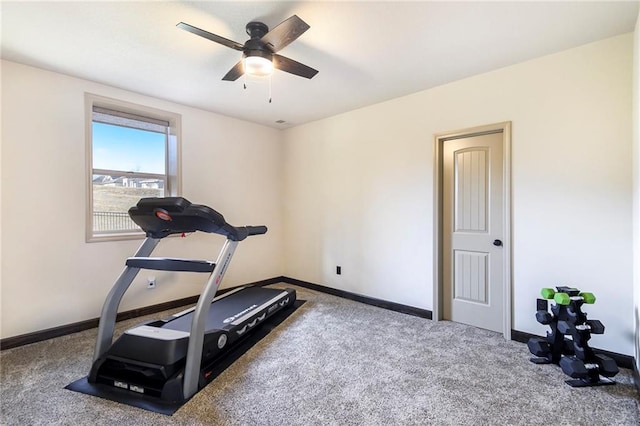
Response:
[[433, 121, 512, 339]]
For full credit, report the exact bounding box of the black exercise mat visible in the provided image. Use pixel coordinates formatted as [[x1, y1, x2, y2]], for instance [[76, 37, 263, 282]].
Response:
[[66, 299, 305, 415]]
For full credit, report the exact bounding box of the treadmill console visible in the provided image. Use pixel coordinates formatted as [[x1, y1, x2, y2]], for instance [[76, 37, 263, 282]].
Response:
[[129, 197, 261, 240]]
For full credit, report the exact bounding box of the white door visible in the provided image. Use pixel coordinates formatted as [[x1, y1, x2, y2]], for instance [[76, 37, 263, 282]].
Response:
[[442, 132, 504, 332]]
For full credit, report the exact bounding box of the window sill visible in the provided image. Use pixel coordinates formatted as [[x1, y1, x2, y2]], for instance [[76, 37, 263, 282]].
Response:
[[87, 231, 146, 243]]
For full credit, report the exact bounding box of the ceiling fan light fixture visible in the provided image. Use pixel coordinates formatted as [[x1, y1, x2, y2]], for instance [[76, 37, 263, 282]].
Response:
[[244, 55, 273, 77]]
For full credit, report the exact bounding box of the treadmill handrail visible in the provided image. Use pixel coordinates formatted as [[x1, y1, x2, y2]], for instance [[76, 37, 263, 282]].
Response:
[[125, 257, 215, 273], [93, 237, 160, 361], [182, 239, 238, 400]]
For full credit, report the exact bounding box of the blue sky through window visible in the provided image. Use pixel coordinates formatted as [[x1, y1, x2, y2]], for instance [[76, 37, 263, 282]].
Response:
[[92, 122, 165, 174]]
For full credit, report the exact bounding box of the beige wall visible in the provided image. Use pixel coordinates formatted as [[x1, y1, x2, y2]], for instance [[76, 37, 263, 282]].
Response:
[[283, 34, 634, 355], [633, 11, 640, 373], [0, 60, 284, 339]]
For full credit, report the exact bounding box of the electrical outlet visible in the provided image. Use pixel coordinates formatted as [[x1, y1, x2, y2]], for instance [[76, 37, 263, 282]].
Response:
[[336, 266, 341, 275], [147, 277, 156, 289]]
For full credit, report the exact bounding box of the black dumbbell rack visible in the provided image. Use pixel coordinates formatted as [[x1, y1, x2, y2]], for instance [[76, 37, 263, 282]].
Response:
[[527, 286, 618, 387]]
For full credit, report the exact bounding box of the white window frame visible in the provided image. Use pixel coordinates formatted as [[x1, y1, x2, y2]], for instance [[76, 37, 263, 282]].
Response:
[[86, 93, 181, 242]]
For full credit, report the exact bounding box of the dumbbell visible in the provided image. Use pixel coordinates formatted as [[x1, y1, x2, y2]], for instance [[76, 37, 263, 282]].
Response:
[[560, 319, 605, 335], [527, 337, 550, 357], [540, 288, 555, 299], [554, 292, 571, 305], [553, 291, 596, 305], [580, 292, 596, 304], [560, 356, 589, 379], [557, 320, 573, 334], [594, 354, 619, 377], [584, 319, 605, 334], [561, 354, 619, 379], [535, 310, 553, 325]]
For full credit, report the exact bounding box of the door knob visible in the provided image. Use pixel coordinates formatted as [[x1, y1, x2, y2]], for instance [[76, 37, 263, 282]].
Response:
[[493, 239, 503, 247]]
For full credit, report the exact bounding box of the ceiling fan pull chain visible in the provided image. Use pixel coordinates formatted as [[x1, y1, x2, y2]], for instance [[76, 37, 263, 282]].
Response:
[[269, 74, 272, 103], [243, 71, 247, 90]]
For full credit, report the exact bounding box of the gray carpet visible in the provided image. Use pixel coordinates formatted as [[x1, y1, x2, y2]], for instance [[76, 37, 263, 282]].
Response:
[[1, 284, 638, 425]]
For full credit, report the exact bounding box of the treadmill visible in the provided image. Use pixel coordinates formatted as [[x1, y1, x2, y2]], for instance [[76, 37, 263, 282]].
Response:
[[88, 197, 296, 403]]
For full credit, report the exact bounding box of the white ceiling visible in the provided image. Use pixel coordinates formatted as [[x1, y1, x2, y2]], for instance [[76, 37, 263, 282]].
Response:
[[2, 1, 638, 129]]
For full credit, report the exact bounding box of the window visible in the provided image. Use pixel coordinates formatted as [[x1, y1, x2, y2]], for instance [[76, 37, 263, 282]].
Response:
[[87, 94, 181, 241]]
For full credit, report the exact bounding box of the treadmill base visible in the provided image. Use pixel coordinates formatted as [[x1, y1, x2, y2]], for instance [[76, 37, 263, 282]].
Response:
[[66, 299, 305, 415]]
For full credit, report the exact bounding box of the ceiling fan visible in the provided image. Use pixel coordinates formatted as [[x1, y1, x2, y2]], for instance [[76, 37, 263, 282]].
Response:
[[177, 15, 318, 81]]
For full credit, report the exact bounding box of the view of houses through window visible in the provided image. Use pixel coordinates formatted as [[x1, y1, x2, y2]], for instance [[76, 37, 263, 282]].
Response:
[[91, 106, 169, 235], [92, 174, 164, 232]]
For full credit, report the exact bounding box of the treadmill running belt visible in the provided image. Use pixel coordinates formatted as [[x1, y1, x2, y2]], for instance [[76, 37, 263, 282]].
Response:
[[163, 287, 290, 332]]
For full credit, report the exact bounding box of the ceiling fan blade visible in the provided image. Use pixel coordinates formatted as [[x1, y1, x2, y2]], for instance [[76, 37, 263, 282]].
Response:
[[261, 15, 310, 52], [273, 54, 318, 79], [177, 22, 244, 51], [222, 60, 244, 81]]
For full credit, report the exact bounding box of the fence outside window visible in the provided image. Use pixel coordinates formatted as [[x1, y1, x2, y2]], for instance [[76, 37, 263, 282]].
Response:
[[93, 211, 140, 233]]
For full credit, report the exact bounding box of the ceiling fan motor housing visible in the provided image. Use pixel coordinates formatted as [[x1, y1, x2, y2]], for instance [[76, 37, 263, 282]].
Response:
[[244, 38, 274, 61], [246, 21, 269, 39]]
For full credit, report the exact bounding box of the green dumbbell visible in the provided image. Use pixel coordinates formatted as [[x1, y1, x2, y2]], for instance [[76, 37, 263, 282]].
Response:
[[579, 292, 596, 304], [541, 288, 555, 299], [554, 292, 571, 305]]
